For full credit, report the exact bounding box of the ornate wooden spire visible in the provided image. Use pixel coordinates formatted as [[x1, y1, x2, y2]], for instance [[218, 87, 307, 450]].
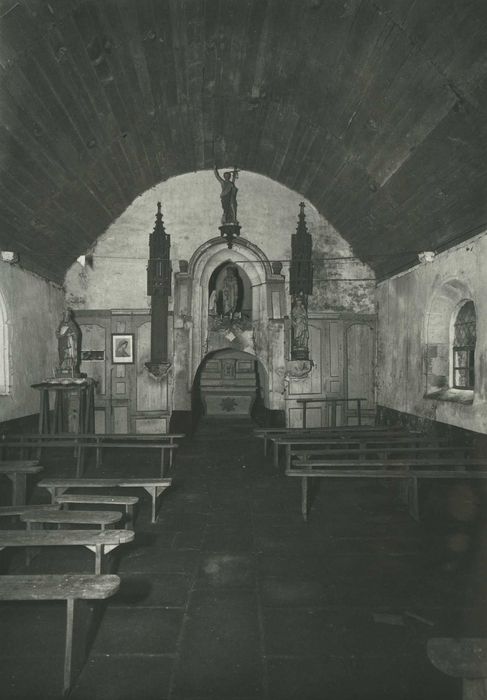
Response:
[[289, 202, 313, 296], [147, 201, 172, 296]]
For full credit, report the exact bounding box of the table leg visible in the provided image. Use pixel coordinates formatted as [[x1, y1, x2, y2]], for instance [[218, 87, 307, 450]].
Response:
[[273, 442, 279, 469], [169, 441, 174, 469], [160, 448, 165, 478], [302, 476, 309, 521], [263, 437, 268, 457], [357, 399, 362, 426], [286, 444, 291, 472]]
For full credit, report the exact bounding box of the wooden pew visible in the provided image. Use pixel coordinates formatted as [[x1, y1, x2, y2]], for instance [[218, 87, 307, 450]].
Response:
[[0, 529, 134, 574], [0, 574, 120, 695], [0, 461, 43, 505], [39, 477, 172, 523], [254, 425, 407, 457], [287, 456, 487, 521], [288, 443, 473, 472], [1, 438, 178, 478], [427, 638, 487, 699], [1, 432, 184, 476], [268, 429, 420, 469], [55, 494, 139, 529]]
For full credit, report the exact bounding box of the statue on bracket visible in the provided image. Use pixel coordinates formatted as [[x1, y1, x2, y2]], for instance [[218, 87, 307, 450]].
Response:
[[55, 308, 82, 377], [291, 293, 309, 360], [214, 165, 241, 248], [214, 165, 239, 224]]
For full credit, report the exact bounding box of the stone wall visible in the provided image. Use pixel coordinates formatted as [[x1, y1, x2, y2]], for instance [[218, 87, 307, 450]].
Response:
[[0, 264, 65, 422], [377, 232, 487, 434]]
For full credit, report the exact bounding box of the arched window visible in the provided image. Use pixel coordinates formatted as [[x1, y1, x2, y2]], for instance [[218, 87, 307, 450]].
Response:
[[0, 288, 10, 395], [452, 301, 476, 389]]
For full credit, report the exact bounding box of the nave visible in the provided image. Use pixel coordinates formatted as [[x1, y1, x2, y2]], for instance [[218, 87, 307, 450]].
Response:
[[1, 419, 483, 699]]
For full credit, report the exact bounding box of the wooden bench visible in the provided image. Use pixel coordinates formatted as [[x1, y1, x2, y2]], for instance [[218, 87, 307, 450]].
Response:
[[0, 504, 61, 518], [0, 574, 120, 695], [54, 494, 138, 529], [268, 429, 419, 468], [1, 439, 178, 478], [0, 529, 134, 573], [21, 509, 123, 530], [1, 432, 184, 477], [254, 425, 407, 457], [427, 638, 487, 699], [289, 443, 473, 472], [287, 457, 487, 521], [39, 477, 172, 523], [0, 461, 43, 505]]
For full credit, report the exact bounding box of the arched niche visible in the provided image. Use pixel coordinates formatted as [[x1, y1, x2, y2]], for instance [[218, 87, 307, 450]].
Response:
[[172, 235, 285, 416], [186, 237, 272, 384], [424, 277, 476, 398]]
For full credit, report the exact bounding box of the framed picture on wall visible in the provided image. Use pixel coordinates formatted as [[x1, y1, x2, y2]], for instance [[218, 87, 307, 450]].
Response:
[[112, 334, 134, 364]]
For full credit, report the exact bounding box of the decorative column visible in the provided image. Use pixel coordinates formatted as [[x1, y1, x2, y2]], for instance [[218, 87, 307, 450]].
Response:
[[289, 202, 313, 361], [146, 202, 172, 378]]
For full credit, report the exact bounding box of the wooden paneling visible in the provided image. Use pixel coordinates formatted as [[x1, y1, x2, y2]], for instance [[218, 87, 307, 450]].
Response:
[[112, 404, 129, 434], [135, 321, 167, 413], [346, 323, 375, 410]]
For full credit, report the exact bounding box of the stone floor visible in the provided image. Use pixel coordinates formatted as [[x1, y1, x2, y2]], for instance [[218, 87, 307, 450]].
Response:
[[1, 418, 487, 699]]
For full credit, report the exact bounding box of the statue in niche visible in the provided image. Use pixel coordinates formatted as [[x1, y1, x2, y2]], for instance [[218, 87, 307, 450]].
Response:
[[222, 266, 239, 319], [214, 165, 239, 224], [208, 289, 218, 316], [56, 308, 82, 377], [291, 294, 309, 359]]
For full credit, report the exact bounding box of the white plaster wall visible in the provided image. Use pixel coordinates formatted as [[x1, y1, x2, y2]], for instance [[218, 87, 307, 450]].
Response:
[[0, 264, 65, 422], [65, 170, 374, 314], [377, 233, 487, 433]]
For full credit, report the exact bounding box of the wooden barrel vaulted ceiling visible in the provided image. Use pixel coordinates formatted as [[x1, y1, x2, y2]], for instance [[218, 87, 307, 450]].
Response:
[[1, 0, 487, 283]]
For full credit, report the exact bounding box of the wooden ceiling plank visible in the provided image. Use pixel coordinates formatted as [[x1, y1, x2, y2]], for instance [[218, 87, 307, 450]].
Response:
[[96, 1, 157, 183]]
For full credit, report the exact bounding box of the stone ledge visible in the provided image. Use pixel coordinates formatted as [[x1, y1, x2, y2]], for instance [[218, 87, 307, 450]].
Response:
[[424, 388, 474, 405]]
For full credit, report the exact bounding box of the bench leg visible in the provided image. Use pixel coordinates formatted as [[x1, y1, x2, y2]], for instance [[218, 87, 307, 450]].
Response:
[[150, 487, 157, 524], [263, 437, 268, 457], [96, 443, 103, 468], [64, 598, 85, 696], [408, 477, 420, 521], [126, 504, 134, 530], [8, 473, 27, 506], [95, 544, 103, 574], [75, 447, 84, 479], [302, 477, 309, 521], [160, 449, 165, 478]]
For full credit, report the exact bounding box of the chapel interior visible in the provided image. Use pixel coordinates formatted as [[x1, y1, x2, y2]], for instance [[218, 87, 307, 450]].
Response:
[[1, 1, 487, 699]]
